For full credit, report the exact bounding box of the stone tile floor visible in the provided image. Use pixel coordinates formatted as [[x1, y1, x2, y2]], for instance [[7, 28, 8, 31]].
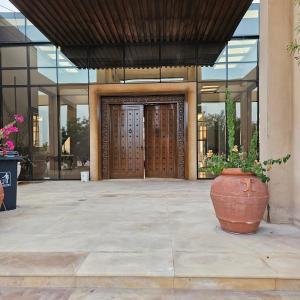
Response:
[[1, 179, 300, 298]]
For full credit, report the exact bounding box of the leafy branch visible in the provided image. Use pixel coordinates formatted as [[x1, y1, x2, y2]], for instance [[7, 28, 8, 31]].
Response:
[[288, 0, 300, 63]]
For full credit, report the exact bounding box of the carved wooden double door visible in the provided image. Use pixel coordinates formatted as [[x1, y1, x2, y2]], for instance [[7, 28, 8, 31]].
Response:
[[109, 103, 178, 179]]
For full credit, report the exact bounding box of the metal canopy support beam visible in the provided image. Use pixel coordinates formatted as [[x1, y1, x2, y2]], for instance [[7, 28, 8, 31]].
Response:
[[62, 42, 225, 69]]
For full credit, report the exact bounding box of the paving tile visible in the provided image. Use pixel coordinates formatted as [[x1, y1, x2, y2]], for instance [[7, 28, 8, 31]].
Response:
[[262, 254, 300, 278], [0, 252, 87, 276], [0, 180, 299, 283], [0, 288, 72, 300], [76, 251, 174, 277], [174, 251, 276, 278]]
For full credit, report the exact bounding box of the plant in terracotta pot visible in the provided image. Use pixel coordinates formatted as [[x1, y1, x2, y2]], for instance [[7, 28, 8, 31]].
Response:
[[0, 115, 24, 209], [202, 90, 290, 234]]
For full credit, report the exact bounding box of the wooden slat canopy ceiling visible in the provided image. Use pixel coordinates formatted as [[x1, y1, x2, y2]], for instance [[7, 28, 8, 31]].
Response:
[[11, 0, 252, 68]]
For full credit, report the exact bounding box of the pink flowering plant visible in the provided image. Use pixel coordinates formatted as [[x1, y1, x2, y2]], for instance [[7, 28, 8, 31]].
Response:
[[0, 115, 24, 156]]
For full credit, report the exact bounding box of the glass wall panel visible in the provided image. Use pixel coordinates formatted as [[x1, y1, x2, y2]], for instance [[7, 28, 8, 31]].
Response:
[[199, 81, 226, 94], [30, 68, 57, 85], [59, 85, 89, 179], [0, 46, 27, 68], [228, 39, 258, 62], [26, 20, 49, 42], [228, 81, 258, 151], [2, 87, 30, 179], [233, 2, 260, 37], [124, 68, 160, 83], [89, 68, 124, 84], [228, 62, 257, 80], [197, 87, 226, 179], [29, 45, 56, 68], [31, 87, 59, 179], [198, 64, 226, 81], [58, 68, 89, 84], [0, 1, 26, 43], [161, 66, 196, 82], [1, 69, 27, 85]]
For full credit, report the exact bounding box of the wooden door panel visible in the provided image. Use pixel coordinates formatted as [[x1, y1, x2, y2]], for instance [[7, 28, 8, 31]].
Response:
[[145, 104, 177, 178], [110, 105, 144, 178]]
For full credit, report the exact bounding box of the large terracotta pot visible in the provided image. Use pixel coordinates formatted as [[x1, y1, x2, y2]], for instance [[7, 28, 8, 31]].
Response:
[[210, 168, 269, 234], [0, 183, 4, 209]]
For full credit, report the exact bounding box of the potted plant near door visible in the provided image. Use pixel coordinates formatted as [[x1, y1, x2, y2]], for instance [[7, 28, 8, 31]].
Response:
[[202, 90, 290, 234], [0, 114, 24, 210]]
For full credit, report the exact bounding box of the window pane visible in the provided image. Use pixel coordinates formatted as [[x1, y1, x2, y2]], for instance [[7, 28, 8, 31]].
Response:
[[58, 68, 88, 84], [161, 66, 196, 82], [199, 81, 226, 94], [2, 87, 30, 180], [31, 87, 59, 179], [0, 1, 26, 43], [89, 68, 124, 84], [26, 20, 49, 42], [59, 85, 89, 179], [228, 81, 258, 151], [228, 62, 257, 80], [30, 45, 56, 68], [30, 68, 57, 85], [198, 64, 226, 81], [124, 68, 160, 83], [1, 69, 27, 85], [197, 87, 226, 179], [1, 46, 27, 68], [234, 2, 260, 37], [228, 39, 258, 62]]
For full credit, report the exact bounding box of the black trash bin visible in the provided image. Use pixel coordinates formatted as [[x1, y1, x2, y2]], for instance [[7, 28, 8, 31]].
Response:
[[0, 153, 20, 211]]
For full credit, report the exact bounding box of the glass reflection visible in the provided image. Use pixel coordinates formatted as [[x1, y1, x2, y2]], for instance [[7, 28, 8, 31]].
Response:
[[198, 64, 226, 81], [227, 39, 257, 62], [124, 68, 160, 83], [228, 81, 258, 151], [197, 90, 226, 178], [161, 66, 195, 82], [30, 68, 57, 85], [228, 62, 257, 80], [30, 45, 56, 68], [59, 86, 89, 179], [234, 2, 260, 37], [26, 20, 49, 42], [89, 68, 124, 84], [0, 1, 26, 43], [31, 87, 59, 179], [2, 69, 27, 85], [1, 46, 27, 68]]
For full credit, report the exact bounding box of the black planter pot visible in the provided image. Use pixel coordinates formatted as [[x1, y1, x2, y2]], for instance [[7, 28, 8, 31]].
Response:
[[0, 152, 21, 211]]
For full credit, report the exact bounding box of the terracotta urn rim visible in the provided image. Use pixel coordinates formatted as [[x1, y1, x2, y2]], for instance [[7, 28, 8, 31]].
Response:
[[221, 168, 253, 176]]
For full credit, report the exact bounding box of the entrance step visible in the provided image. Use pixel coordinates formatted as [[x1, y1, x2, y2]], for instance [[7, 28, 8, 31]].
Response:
[[1, 276, 300, 291], [1, 252, 300, 291]]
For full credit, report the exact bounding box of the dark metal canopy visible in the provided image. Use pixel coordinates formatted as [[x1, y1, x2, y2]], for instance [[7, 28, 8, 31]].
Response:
[[11, 0, 252, 68]]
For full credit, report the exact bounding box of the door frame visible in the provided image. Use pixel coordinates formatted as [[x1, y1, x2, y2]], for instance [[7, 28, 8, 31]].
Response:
[[101, 95, 185, 179]]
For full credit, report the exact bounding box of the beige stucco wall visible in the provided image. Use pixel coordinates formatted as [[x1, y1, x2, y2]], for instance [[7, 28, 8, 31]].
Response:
[[292, 4, 300, 227], [260, 0, 294, 223], [89, 82, 197, 181], [260, 0, 300, 225]]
